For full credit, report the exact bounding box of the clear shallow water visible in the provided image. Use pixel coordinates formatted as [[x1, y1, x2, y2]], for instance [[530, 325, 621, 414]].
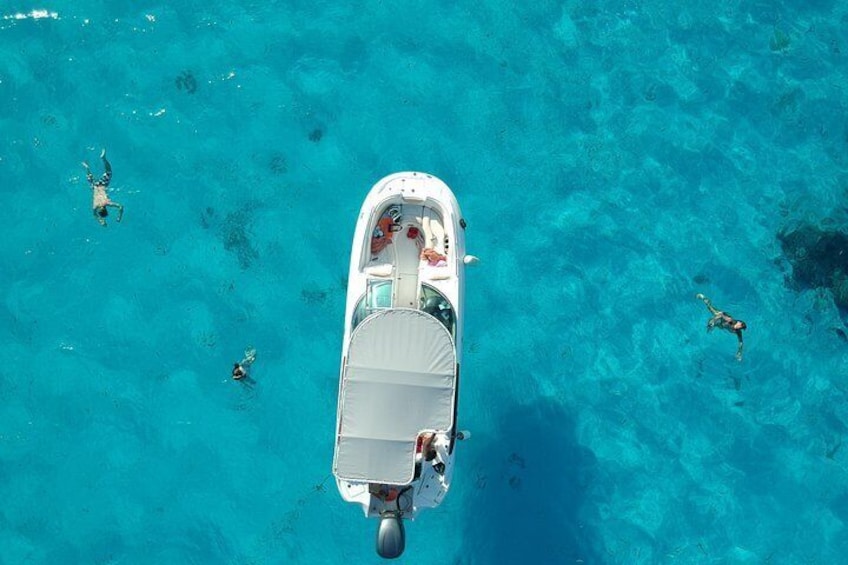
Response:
[[2, 2, 848, 563]]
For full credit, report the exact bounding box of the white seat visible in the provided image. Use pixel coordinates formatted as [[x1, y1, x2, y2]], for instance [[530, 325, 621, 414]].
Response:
[[421, 267, 451, 281], [365, 264, 393, 277], [422, 210, 445, 254]]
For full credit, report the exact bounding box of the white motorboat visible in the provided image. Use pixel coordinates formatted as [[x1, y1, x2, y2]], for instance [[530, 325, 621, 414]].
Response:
[[332, 172, 477, 559]]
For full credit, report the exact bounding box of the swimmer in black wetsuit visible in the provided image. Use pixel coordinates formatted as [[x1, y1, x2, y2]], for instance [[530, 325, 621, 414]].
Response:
[[232, 347, 257, 381], [696, 293, 747, 361], [82, 149, 123, 226]]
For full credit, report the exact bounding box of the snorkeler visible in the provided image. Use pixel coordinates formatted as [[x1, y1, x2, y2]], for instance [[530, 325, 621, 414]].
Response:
[[82, 148, 123, 227], [696, 293, 747, 361], [232, 347, 257, 381]]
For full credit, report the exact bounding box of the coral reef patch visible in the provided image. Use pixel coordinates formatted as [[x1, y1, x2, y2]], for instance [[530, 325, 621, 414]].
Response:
[[175, 70, 197, 94], [300, 287, 328, 305], [200, 206, 259, 269], [222, 210, 259, 269], [268, 152, 287, 175]]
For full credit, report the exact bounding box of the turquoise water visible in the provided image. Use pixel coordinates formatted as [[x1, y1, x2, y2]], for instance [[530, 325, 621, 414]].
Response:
[[2, 1, 848, 563]]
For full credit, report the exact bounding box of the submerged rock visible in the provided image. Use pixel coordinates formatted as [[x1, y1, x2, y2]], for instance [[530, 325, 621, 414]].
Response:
[[778, 225, 848, 310]]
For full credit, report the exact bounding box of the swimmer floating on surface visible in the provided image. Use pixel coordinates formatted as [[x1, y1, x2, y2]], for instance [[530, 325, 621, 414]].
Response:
[[232, 346, 257, 381], [82, 148, 123, 227], [696, 293, 747, 361]]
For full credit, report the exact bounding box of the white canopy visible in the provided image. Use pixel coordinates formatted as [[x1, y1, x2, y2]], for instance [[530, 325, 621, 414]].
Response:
[[333, 308, 457, 485]]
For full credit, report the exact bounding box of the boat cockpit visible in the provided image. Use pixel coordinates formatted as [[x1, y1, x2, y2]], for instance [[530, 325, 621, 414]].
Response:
[[351, 282, 455, 336], [351, 199, 457, 334]]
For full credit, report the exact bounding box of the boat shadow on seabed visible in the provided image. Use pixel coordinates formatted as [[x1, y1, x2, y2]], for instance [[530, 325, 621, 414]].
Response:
[[459, 400, 603, 564]]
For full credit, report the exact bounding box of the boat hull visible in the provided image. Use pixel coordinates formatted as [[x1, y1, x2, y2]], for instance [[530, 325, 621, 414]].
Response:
[[333, 172, 469, 532]]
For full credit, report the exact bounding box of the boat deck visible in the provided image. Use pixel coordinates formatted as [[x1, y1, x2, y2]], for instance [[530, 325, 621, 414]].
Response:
[[364, 206, 451, 307], [393, 225, 421, 307]]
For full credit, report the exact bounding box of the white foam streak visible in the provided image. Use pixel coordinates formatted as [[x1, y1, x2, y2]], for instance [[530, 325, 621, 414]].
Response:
[[3, 9, 59, 20]]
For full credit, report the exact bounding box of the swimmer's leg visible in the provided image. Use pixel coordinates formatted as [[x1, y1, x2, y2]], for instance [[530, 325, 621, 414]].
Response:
[[242, 347, 257, 366], [100, 151, 112, 187], [82, 161, 95, 184]]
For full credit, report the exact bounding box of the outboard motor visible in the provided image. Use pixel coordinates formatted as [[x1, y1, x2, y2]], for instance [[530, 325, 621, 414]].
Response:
[[376, 511, 405, 559]]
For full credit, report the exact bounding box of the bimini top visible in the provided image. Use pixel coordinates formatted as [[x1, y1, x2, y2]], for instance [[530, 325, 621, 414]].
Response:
[[334, 308, 457, 485]]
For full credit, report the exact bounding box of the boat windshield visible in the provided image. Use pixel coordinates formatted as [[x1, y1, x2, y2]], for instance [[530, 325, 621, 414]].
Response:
[[419, 284, 455, 336], [351, 281, 455, 336], [352, 280, 392, 330]]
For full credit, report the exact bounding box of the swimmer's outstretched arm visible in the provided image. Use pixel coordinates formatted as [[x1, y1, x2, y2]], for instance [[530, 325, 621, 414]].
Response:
[[735, 333, 744, 361], [107, 201, 124, 222], [696, 293, 720, 315]]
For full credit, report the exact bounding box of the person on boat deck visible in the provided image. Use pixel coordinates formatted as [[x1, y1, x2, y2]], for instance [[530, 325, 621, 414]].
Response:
[[370, 215, 396, 255], [232, 347, 257, 381], [696, 293, 747, 361], [82, 148, 123, 227], [417, 432, 437, 462], [421, 248, 447, 267], [416, 431, 445, 474]]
